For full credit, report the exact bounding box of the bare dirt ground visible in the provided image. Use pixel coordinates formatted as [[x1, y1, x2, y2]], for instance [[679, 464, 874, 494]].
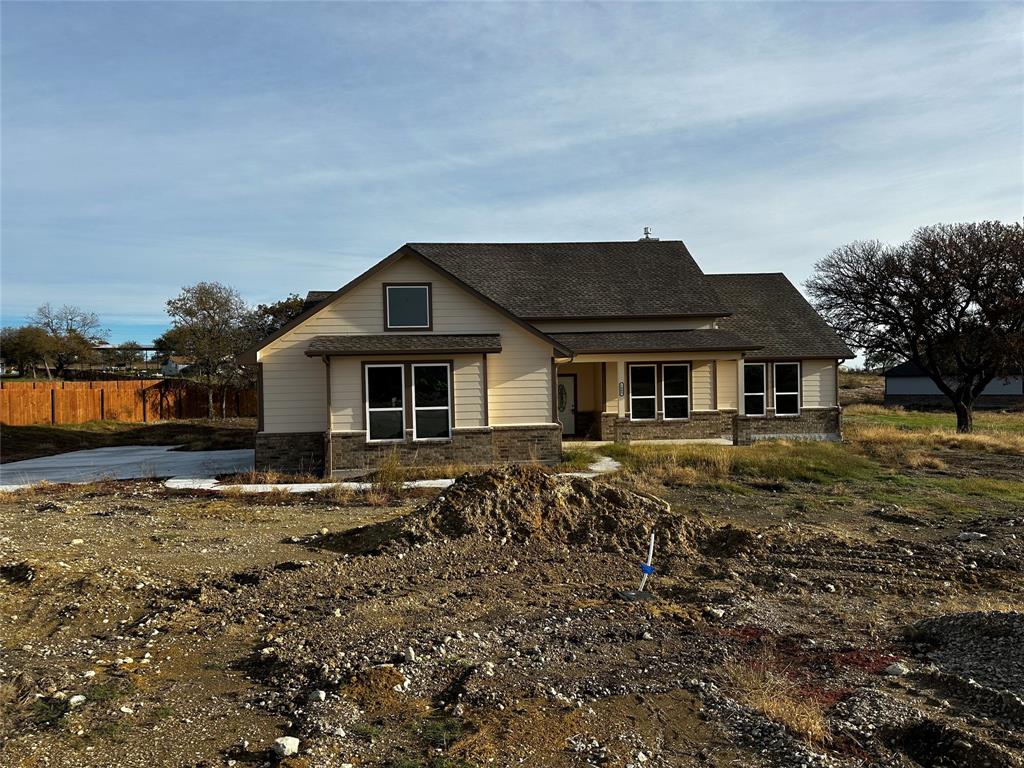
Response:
[[1, 448, 1022, 767]]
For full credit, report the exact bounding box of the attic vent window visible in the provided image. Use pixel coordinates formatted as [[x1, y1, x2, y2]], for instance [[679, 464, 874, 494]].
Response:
[[385, 284, 431, 330]]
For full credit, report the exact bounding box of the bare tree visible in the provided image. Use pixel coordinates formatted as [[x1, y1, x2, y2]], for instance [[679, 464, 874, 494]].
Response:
[[165, 282, 251, 418], [807, 221, 1024, 432]]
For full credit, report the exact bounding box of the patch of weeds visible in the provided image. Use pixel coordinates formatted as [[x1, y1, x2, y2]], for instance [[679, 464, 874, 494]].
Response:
[[349, 721, 384, 742], [556, 446, 597, 471], [86, 678, 132, 703], [30, 697, 69, 726], [148, 704, 176, 721], [89, 720, 133, 742], [720, 653, 830, 745], [419, 715, 466, 749]]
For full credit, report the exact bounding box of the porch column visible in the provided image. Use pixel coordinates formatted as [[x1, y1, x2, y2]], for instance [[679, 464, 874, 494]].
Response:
[[616, 360, 626, 418], [323, 355, 333, 478], [736, 355, 745, 416]]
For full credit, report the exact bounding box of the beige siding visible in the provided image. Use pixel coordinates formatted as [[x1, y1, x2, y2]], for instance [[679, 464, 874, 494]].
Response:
[[717, 359, 737, 410], [691, 362, 714, 411], [260, 255, 553, 433], [533, 317, 715, 332], [801, 359, 837, 408]]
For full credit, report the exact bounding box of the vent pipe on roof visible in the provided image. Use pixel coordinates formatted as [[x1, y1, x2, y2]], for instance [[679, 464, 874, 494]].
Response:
[[639, 226, 659, 241]]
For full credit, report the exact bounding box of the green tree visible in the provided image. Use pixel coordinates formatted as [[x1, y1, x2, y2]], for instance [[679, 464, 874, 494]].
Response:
[[0, 325, 55, 378], [245, 294, 306, 339], [807, 221, 1024, 432], [165, 282, 251, 418]]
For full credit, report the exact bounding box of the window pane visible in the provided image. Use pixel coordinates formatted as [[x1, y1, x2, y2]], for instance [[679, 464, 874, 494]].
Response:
[[744, 364, 764, 393], [630, 366, 656, 397], [414, 366, 448, 407], [415, 409, 450, 439], [775, 363, 799, 393], [367, 367, 403, 408], [387, 286, 429, 327], [631, 397, 656, 419], [776, 394, 799, 415], [665, 397, 689, 419], [663, 365, 689, 397], [369, 411, 404, 441], [744, 394, 765, 415]]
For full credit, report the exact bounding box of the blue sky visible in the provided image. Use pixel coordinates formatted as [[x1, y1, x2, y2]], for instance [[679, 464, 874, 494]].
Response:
[[2, 1, 1021, 346]]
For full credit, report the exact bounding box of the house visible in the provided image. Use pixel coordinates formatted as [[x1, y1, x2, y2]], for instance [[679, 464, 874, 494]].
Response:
[[160, 355, 193, 377], [240, 240, 853, 475], [884, 361, 1024, 408]]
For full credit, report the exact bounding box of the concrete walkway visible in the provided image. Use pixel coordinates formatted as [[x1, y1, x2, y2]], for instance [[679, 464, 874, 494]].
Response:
[[0, 445, 622, 494], [0, 446, 254, 489]]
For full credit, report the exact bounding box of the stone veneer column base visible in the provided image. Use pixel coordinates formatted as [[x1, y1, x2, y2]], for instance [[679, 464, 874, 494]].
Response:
[[329, 424, 561, 472], [255, 432, 326, 475], [732, 408, 841, 446]]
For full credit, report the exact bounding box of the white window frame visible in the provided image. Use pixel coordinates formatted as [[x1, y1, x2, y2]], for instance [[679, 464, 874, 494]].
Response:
[[773, 362, 801, 416], [411, 362, 452, 441], [743, 362, 766, 417], [385, 284, 431, 329], [661, 363, 690, 421], [365, 363, 405, 443], [628, 364, 657, 421]]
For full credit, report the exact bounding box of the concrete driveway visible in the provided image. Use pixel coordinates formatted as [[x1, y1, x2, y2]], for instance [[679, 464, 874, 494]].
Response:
[[0, 445, 254, 488]]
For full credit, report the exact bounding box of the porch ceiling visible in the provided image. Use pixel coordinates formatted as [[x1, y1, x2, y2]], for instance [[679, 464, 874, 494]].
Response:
[[304, 333, 502, 356], [551, 329, 760, 355]]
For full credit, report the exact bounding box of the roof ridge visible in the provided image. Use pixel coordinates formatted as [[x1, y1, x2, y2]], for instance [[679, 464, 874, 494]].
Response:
[[406, 240, 686, 246]]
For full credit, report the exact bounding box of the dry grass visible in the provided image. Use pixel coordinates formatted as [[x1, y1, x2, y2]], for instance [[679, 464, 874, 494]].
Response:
[[721, 654, 831, 745], [316, 483, 356, 504], [217, 469, 321, 484], [847, 421, 1024, 456], [370, 449, 404, 503], [603, 440, 876, 486]]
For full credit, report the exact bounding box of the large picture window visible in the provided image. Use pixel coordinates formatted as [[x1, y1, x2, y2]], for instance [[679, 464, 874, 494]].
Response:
[[662, 364, 690, 420], [365, 364, 405, 441], [385, 284, 431, 329], [629, 365, 657, 420], [412, 363, 451, 440], [743, 363, 766, 416], [774, 362, 801, 416]]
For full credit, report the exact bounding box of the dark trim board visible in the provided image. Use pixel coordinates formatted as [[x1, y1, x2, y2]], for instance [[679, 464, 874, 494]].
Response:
[[481, 353, 489, 426]]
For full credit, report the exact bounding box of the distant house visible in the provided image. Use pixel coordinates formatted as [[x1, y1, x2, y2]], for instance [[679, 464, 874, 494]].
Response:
[[160, 355, 193, 377], [239, 240, 853, 476], [884, 361, 1024, 408]]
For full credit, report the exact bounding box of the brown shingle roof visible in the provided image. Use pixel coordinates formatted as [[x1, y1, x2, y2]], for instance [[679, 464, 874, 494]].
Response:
[[301, 291, 334, 314], [706, 274, 854, 360], [550, 329, 759, 355], [408, 241, 732, 320], [304, 334, 502, 357]]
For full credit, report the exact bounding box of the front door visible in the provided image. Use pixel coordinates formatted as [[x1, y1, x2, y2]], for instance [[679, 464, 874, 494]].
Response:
[[557, 375, 576, 436]]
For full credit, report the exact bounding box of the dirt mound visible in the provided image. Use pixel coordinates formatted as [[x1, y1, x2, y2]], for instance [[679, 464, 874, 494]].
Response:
[[336, 466, 703, 556]]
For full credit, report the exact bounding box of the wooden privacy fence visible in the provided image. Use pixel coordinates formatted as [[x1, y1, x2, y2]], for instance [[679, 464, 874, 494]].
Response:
[[0, 380, 257, 426]]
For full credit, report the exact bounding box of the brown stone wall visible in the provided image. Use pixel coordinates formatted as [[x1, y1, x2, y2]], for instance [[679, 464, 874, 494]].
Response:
[[329, 424, 561, 472], [255, 432, 325, 475], [884, 394, 1024, 410], [732, 408, 841, 446], [600, 411, 733, 442]]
